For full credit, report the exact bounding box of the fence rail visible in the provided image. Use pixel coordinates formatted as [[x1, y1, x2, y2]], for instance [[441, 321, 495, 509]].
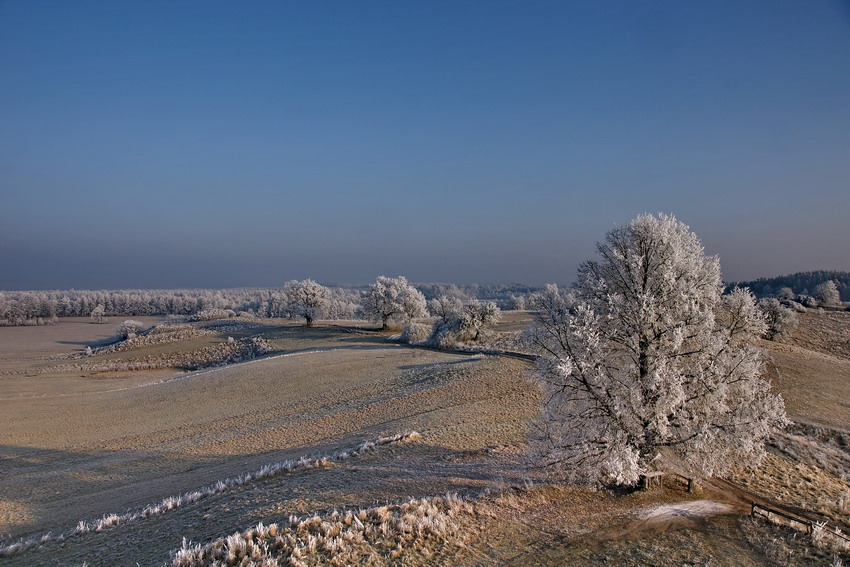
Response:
[[752, 502, 850, 544]]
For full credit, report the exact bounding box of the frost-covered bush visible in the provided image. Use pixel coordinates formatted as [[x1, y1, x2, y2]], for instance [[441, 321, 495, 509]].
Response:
[[759, 298, 798, 340], [189, 309, 237, 321], [797, 294, 819, 308], [399, 322, 430, 344], [116, 319, 145, 340], [426, 299, 501, 347], [783, 299, 807, 313]]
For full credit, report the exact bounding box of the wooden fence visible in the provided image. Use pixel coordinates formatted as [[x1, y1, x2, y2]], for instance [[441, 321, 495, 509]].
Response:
[[751, 502, 850, 545]]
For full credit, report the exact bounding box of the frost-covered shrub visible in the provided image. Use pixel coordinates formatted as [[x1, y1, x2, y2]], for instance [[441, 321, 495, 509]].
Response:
[[116, 319, 145, 340], [759, 298, 798, 340], [399, 322, 430, 344], [426, 299, 501, 347], [189, 309, 237, 322], [797, 294, 819, 308], [782, 299, 807, 313]]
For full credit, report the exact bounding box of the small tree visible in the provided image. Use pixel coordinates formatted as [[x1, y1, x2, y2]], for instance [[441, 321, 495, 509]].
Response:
[[524, 213, 786, 487], [428, 295, 463, 324], [459, 300, 501, 342], [776, 287, 795, 302], [813, 280, 841, 307], [90, 304, 106, 324], [360, 276, 427, 330], [282, 279, 329, 326], [759, 297, 798, 340]]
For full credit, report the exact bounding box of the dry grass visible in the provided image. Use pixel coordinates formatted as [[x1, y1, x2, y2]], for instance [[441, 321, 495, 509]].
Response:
[[1, 309, 849, 565], [0, 433, 421, 560], [170, 493, 473, 567], [5, 335, 273, 375]]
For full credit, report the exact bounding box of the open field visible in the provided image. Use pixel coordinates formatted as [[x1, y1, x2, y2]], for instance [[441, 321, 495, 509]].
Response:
[[1, 311, 849, 565]]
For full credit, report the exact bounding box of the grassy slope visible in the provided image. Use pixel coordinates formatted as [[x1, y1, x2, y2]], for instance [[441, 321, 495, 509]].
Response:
[[1, 311, 848, 566]]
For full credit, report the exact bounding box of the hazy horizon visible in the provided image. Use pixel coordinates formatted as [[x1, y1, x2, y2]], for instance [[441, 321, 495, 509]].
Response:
[[3, 1, 849, 290]]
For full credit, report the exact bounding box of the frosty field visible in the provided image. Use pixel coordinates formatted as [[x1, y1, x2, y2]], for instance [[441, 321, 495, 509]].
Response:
[[1, 312, 848, 566]]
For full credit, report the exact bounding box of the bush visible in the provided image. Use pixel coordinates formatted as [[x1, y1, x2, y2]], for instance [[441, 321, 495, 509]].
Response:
[[189, 309, 236, 322], [399, 322, 430, 344], [759, 298, 798, 340], [116, 320, 145, 340], [426, 300, 501, 348]]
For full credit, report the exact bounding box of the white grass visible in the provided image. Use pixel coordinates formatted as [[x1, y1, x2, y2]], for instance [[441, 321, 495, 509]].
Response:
[[0, 432, 422, 559], [168, 492, 474, 566]]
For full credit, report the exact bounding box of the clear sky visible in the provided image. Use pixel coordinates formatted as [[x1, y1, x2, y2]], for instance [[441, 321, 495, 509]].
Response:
[[2, 1, 849, 290]]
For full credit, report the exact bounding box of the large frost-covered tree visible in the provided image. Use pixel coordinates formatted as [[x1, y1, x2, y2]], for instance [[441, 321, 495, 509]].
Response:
[[282, 279, 329, 326], [360, 276, 427, 330], [525, 213, 786, 487]]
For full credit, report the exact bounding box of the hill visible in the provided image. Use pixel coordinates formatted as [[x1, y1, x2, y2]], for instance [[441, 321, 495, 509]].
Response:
[[0, 313, 847, 566]]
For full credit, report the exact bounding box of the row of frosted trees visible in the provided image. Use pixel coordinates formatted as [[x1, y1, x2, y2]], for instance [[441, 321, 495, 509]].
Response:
[[0, 282, 532, 327]]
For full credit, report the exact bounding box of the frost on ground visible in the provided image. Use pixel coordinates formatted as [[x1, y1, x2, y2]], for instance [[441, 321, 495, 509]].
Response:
[[0, 433, 421, 560], [170, 494, 473, 567], [638, 500, 735, 521]]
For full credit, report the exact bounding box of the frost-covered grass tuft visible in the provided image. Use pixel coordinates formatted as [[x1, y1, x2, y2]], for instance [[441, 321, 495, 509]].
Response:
[[168, 493, 474, 566], [0, 432, 422, 559]]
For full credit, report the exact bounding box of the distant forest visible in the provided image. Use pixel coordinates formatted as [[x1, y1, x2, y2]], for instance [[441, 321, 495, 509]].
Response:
[[727, 270, 850, 301], [0, 283, 538, 327], [4, 273, 846, 327]]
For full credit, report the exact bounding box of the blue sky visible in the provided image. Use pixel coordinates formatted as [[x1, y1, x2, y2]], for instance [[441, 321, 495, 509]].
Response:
[[2, 1, 849, 289]]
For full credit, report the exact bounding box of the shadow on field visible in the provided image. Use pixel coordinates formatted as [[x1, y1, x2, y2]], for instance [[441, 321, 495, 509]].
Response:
[[0, 437, 528, 556], [0, 443, 246, 539]]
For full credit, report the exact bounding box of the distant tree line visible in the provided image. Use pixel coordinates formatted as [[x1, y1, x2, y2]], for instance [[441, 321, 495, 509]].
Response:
[[727, 270, 850, 302], [0, 282, 539, 327], [0, 289, 264, 326]]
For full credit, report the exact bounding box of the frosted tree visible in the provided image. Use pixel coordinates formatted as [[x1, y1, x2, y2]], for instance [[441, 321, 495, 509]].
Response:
[[90, 304, 106, 324], [813, 280, 841, 307], [525, 214, 786, 487], [759, 297, 798, 339], [360, 276, 427, 330], [428, 295, 464, 324], [282, 279, 329, 326], [459, 301, 501, 341], [776, 287, 795, 302]]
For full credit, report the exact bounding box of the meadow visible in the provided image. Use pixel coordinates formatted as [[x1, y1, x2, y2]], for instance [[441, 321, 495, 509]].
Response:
[[0, 310, 848, 566]]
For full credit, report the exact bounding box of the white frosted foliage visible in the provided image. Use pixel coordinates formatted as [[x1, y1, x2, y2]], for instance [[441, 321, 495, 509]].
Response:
[[525, 213, 786, 487], [360, 276, 427, 330], [282, 279, 329, 325]]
